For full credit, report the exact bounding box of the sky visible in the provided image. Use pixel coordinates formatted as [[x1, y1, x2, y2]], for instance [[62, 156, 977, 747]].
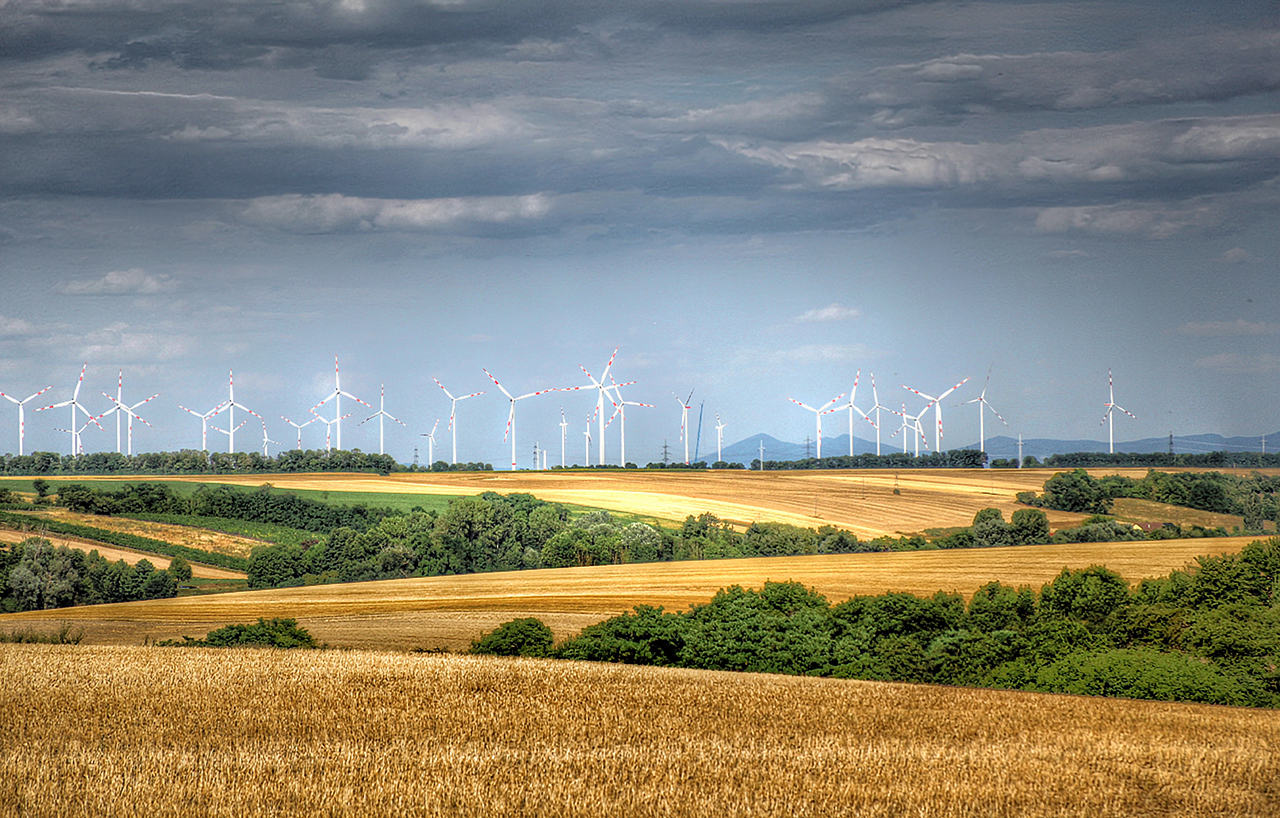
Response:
[[2, 0, 1279, 467]]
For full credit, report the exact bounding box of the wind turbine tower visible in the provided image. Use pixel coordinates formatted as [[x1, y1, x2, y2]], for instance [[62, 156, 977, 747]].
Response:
[[36, 363, 103, 455], [433, 378, 485, 465], [100, 371, 159, 456], [842, 369, 876, 457], [311, 356, 370, 452], [672, 390, 694, 464], [179, 401, 228, 451], [421, 419, 440, 467], [358, 383, 407, 455], [903, 377, 969, 453], [961, 366, 1007, 455], [280, 414, 319, 450], [483, 368, 556, 470], [715, 413, 726, 464], [221, 370, 263, 453], [1100, 368, 1137, 454], [0, 384, 52, 456], [786, 390, 845, 460]]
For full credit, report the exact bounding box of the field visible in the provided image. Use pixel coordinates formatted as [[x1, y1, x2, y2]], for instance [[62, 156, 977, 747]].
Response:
[[0, 527, 245, 580], [0, 536, 1253, 651], [81, 467, 1120, 535], [3, 644, 1277, 818]]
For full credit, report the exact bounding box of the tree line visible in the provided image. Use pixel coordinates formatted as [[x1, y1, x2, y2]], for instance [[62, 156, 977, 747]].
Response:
[[1018, 468, 1280, 532], [478, 536, 1280, 709], [1, 537, 186, 612], [0, 449, 493, 476]]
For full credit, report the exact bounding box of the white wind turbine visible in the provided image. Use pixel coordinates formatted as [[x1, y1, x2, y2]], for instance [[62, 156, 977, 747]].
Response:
[[786, 390, 845, 460], [209, 417, 247, 453], [559, 408, 569, 468], [0, 384, 51, 456], [960, 366, 1007, 455], [358, 383, 407, 455], [36, 363, 104, 455], [1100, 368, 1137, 454], [99, 370, 160, 456], [220, 370, 262, 453], [903, 376, 969, 454], [606, 379, 652, 467], [564, 347, 621, 466], [311, 408, 353, 453], [672, 390, 695, 465], [483, 368, 556, 471], [53, 415, 103, 456], [178, 401, 228, 451], [420, 419, 440, 466], [433, 378, 485, 465], [259, 422, 280, 457], [889, 401, 932, 457], [582, 417, 592, 466], [280, 414, 319, 450], [867, 372, 892, 456], [715, 413, 726, 464], [311, 356, 370, 452], [841, 369, 876, 457]]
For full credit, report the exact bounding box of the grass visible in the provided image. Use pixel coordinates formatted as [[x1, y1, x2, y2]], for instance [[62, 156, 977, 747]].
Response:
[[126, 513, 322, 549], [0, 535, 1255, 652], [2, 645, 1277, 817]]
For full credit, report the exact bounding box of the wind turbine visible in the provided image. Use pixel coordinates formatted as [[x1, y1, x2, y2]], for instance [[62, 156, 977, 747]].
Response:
[[99, 370, 159, 456], [1100, 368, 1137, 454], [0, 384, 51, 456], [565, 347, 621, 466], [311, 356, 370, 452], [311, 408, 352, 453], [100, 380, 159, 457], [483, 368, 556, 471], [890, 401, 932, 457], [841, 369, 876, 457], [178, 401, 228, 451], [606, 379, 652, 467], [358, 383, 407, 455], [903, 377, 969, 454], [715, 413, 726, 464], [36, 363, 104, 455], [221, 370, 262, 453], [672, 390, 695, 465], [960, 366, 1007, 455], [559, 409, 569, 468], [53, 416, 103, 455], [433, 378, 485, 465], [280, 414, 319, 450], [420, 419, 440, 466], [258, 422, 280, 457], [582, 418, 592, 466], [867, 373, 892, 456], [786, 390, 845, 460]]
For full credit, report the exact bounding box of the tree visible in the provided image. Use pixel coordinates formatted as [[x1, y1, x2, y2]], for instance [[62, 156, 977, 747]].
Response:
[[1041, 469, 1112, 514], [166, 555, 193, 584]]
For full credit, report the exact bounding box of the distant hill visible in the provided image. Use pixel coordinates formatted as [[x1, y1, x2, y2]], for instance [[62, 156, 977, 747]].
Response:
[[713, 431, 1280, 465]]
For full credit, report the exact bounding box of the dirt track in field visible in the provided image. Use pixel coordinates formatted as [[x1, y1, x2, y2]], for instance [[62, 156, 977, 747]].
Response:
[[0, 529, 245, 580]]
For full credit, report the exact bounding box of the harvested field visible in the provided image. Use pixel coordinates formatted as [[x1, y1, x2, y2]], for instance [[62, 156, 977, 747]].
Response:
[[0, 528, 245, 580], [10, 508, 264, 559], [120, 468, 1082, 537], [0, 536, 1252, 652], [3, 645, 1277, 818]]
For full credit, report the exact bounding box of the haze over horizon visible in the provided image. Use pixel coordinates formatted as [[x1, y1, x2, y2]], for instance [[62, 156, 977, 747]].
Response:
[[2, 1, 1278, 467]]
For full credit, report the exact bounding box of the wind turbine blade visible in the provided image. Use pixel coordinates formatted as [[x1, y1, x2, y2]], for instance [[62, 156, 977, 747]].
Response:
[[433, 378, 456, 401], [483, 368, 514, 400]]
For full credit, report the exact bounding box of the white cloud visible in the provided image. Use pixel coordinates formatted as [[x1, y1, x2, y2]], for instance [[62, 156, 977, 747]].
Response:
[[1216, 247, 1260, 264], [1194, 352, 1280, 374], [239, 193, 553, 233], [797, 303, 860, 322], [0, 315, 34, 335], [773, 343, 872, 364], [1033, 201, 1225, 239], [1178, 319, 1278, 337], [56, 269, 177, 295]]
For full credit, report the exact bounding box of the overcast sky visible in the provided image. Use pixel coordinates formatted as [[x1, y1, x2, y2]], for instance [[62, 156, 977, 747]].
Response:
[[2, 0, 1278, 466]]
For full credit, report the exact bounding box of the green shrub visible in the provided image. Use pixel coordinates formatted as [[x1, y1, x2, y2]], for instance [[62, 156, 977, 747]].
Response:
[[470, 618, 554, 657]]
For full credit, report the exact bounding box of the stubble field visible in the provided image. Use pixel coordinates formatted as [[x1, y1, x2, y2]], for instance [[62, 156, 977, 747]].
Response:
[[2, 644, 1277, 818]]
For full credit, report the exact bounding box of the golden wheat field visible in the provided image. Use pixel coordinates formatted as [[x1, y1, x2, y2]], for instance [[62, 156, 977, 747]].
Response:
[[0, 528, 244, 580], [0, 536, 1253, 651], [2, 644, 1277, 818]]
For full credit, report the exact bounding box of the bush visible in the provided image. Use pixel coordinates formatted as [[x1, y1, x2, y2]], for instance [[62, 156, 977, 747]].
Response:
[[160, 618, 318, 649], [470, 618, 554, 657]]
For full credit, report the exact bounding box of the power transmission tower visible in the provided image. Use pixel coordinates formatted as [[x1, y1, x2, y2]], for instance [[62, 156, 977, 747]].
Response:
[[412, 446, 419, 468], [661, 439, 672, 466]]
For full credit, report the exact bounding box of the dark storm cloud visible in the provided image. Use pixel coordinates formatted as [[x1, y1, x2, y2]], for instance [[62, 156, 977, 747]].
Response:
[[1, 0, 923, 71]]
